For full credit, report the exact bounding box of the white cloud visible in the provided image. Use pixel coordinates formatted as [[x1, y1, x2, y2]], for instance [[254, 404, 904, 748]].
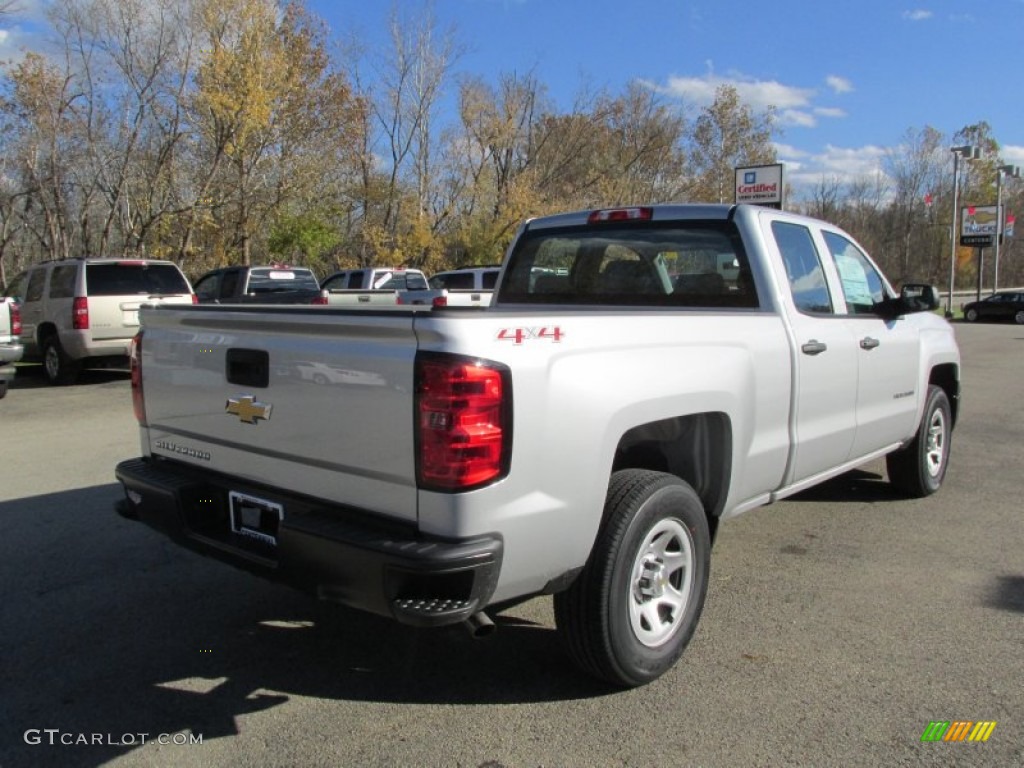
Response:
[[646, 68, 854, 132], [826, 75, 853, 94], [774, 142, 811, 160], [1002, 145, 1024, 167], [780, 109, 817, 128], [902, 9, 933, 21], [814, 107, 847, 119], [0, 0, 49, 63], [654, 71, 815, 113], [785, 144, 891, 197]]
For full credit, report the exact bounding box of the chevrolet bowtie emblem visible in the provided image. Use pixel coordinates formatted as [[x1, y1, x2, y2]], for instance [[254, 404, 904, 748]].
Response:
[[225, 395, 272, 424]]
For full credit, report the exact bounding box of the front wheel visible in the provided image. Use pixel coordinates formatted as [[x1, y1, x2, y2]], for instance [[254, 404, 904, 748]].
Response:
[[1014, 310, 1024, 325], [554, 470, 710, 688], [886, 385, 951, 497], [964, 308, 978, 322]]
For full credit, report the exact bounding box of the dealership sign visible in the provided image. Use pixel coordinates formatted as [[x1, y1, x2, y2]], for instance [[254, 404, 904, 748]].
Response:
[[960, 205, 999, 247], [735, 164, 784, 208]]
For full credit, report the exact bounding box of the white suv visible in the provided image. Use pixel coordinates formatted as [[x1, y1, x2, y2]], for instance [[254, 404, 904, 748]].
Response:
[[428, 266, 501, 291], [5, 258, 194, 384]]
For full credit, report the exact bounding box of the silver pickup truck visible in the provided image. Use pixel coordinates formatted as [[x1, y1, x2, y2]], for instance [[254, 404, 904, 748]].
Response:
[[115, 204, 960, 687], [0, 297, 23, 398]]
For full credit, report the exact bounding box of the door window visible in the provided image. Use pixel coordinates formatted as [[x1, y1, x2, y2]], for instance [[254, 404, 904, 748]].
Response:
[[25, 270, 47, 302], [193, 273, 221, 301], [771, 221, 833, 314], [821, 232, 885, 315]]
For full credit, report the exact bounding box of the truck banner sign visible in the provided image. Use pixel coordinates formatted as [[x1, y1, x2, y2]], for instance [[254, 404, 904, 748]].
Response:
[[961, 205, 1000, 247]]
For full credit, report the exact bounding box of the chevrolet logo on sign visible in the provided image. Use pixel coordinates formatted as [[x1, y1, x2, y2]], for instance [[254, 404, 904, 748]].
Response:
[[225, 395, 272, 424]]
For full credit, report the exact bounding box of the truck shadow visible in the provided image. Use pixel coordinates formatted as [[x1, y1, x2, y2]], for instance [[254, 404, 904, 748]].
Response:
[[787, 468, 905, 503], [0, 485, 613, 767], [9, 363, 129, 390]]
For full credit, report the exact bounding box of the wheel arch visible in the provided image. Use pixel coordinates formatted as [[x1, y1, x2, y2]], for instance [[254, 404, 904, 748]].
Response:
[[36, 321, 58, 347], [611, 412, 731, 542], [929, 363, 960, 428]]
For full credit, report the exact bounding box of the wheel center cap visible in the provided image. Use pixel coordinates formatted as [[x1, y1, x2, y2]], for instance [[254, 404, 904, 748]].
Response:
[[638, 558, 667, 598]]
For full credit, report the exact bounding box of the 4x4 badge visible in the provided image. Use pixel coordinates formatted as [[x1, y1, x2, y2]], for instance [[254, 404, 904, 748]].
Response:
[[225, 395, 272, 424]]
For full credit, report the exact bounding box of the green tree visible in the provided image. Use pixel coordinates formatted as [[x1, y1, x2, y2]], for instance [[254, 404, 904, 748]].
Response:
[[686, 85, 776, 203]]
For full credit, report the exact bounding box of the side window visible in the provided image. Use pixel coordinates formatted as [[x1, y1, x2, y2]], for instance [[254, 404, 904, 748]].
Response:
[[49, 265, 77, 299], [821, 232, 885, 315], [321, 273, 347, 290], [220, 270, 241, 298], [26, 269, 47, 302], [771, 221, 832, 314], [193, 273, 220, 301], [6, 271, 30, 302], [482, 270, 499, 289]]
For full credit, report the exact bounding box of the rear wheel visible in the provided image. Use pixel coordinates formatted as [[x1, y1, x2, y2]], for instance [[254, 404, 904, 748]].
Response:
[[1015, 310, 1024, 325], [554, 470, 710, 688], [0, 380, 7, 399], [886, 385, 951, 497], [43, 336, 81, 385]]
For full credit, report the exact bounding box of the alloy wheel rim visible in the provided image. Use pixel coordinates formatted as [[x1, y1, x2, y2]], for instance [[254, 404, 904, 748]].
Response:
[[925, 408, 946, 477], [628, 517, 694, 647]]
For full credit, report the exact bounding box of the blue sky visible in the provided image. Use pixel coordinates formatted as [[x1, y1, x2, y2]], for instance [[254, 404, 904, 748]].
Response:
[[308, 0, 1024, 192], [2, 0, 1021, 195]]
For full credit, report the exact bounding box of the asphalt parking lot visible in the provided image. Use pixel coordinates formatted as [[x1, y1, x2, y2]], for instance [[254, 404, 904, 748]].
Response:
[[1, 322, 1021, 767]]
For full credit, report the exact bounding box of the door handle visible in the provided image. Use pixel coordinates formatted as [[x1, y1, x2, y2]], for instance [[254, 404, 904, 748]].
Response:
[[860, 336, 880, 350], [801, 340, 827, 355]]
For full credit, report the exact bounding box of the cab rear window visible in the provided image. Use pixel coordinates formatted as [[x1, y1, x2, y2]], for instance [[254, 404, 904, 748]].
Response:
[[247, 267, 320, 294], [498, 221, 759, 308], [86, 263, 191, 296]]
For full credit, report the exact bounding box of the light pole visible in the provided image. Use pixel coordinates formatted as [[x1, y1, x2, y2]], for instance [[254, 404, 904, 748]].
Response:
[[994, 164, 1021, 294], [947, 145, 981, 317]]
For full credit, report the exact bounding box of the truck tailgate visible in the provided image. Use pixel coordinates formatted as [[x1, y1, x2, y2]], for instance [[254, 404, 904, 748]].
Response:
[[139, 306, 419, 522]]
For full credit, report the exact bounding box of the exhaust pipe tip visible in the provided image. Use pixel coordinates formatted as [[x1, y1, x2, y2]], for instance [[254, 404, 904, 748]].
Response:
[[463, 611, 496, 639]]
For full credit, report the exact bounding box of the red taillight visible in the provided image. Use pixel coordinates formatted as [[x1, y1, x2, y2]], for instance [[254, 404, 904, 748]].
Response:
[[72, 297, 89, 330], [416, 354, 510, 490], [10, 302, 21, 336], [312, 290, 328, 305], [130, 331, 146, 425], [191, 294, 199, 305], [431, 295, 448, 308], [587, 207, 653, 223]]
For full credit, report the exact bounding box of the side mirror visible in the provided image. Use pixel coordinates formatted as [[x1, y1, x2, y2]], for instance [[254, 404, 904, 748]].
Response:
[[898, 283, 940, 313], [874, 283, 940, 318]]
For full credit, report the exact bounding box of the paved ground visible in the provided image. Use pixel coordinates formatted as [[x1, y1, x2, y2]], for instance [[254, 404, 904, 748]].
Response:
[[1, 321, 1021, 767]]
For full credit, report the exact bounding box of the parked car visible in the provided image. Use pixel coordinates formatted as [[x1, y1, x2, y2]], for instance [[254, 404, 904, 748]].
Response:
[[0, 296, 23, 398], [961, 291, 1024, 323], [193, 264, 325, 304], [428, 265, 501, 291], [4, 258, 194, 384], [321, 267, 428, 291]]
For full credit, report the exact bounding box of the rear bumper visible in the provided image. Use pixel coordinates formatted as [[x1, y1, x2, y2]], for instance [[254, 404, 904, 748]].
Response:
[[0, 341, 22, 370], [115, 457, 503, 627], [61, 332, 132, 360]]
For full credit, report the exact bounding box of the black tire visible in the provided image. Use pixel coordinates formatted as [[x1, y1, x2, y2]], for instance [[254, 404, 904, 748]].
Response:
[[554, 469, 711, 688], [964, 308, 978, 322], [0, 380, 7, 399], [886, 385, 952, 497], [1015, 310, 1024, 325], [42, 336, 81, 385]]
